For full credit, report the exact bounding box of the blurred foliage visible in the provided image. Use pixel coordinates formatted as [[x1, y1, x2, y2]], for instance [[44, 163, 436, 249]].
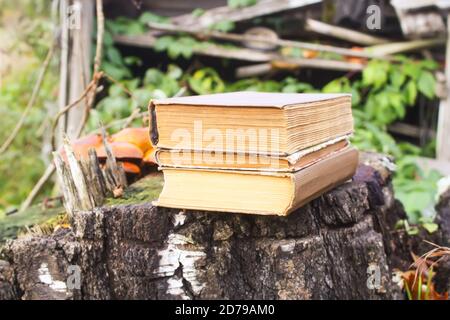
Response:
[[0, 1, 57, 215]]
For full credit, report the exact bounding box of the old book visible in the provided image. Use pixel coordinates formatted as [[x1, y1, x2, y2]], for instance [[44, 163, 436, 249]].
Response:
[[149, 92, 353, 156], [155, 137, 349, 172], [154, 146, 359, 216]]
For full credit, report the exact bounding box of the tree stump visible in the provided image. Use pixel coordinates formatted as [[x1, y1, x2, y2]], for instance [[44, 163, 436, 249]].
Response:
[[1, 153, 447, 300]]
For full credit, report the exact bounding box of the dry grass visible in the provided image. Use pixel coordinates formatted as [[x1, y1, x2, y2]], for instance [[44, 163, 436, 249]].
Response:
[[402, 241, 450, 300]]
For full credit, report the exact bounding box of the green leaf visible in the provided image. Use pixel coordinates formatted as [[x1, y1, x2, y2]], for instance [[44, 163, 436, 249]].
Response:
[[106, 47, 123, 65], [417, 71, 436, 99], [422, 222, 438, 234], [362, 60, 389, 88], [123, 56, 142, 66], [322, 77, 350, 93], [143, 69, 164, 86], [389, 91, 406, 119], [390, 69, 406, 88], [188, 68, 225, 94], [403, 63, 421, 79], [210, 20, 235, 32], [406, 226, 419, 236], [153, 36, 173, 52], [167, 64, 183, 80], [103, 30, 114, 46], [418, 59, 438, 70], [139, 12, 169, 25], [405, 80, 417, 105], [101, 61, 131, 80]]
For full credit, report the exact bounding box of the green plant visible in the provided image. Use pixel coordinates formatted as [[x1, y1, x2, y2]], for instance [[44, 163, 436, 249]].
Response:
[[88, 64, 183, 133], [319, 58, 440, 227], [209, 20, 235, 32], [154, 35, 208, 60]]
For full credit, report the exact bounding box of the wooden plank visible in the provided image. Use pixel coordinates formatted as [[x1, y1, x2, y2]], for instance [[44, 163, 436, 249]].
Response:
[[366, 38, 445, 56], [171, 0, 322, 30], [391, 0, 450, 10], [114, 33, 363, 71], [388, 122, 436, 139], [235, 63, 273, 78], [147, 21, 389, 60], [67, 0, 94, 138], [304, 18, 388, 45], [437, 13, 450, 161], [392, 6, 445, 38], [114, 33, 272, 62]]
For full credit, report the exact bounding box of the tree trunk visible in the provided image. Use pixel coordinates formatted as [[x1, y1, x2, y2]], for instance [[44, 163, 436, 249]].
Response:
[[0, 153, 448, 300]]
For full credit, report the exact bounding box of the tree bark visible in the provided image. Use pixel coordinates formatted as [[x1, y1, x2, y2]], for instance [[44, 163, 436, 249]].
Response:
[[0, 153, 448, 300]]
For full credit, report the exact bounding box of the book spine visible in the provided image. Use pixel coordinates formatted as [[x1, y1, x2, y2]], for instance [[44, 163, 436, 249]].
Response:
[[148, 100, 159, 146]]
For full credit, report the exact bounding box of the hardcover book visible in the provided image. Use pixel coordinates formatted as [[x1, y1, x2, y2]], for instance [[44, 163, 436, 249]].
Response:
[[150, 92, 358, 216]]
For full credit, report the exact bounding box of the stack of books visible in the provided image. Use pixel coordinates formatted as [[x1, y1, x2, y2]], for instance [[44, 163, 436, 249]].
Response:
[[150, 92, 358, 216]]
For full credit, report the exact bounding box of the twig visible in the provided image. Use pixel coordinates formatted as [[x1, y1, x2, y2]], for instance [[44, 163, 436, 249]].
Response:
[[19, 163, 56, 212], [104, 72, 136, 98], [0, 41, 55, 155], [122, 108, 142, 128], [50, 76, 100, 150], [93, 0, 104, 75]]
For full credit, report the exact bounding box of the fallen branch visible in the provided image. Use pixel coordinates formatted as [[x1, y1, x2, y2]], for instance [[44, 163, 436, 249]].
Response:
[[170, 0, 322, 30], [366, 38, 445, 56], [0, 40, 56, 155], [114, 33, 364, 71], [304, 18, 389, 45], [147, 21, 392, 60]]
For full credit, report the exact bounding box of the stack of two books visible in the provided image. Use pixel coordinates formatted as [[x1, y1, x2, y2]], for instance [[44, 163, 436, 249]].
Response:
[[150, 92, 358, 216]]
